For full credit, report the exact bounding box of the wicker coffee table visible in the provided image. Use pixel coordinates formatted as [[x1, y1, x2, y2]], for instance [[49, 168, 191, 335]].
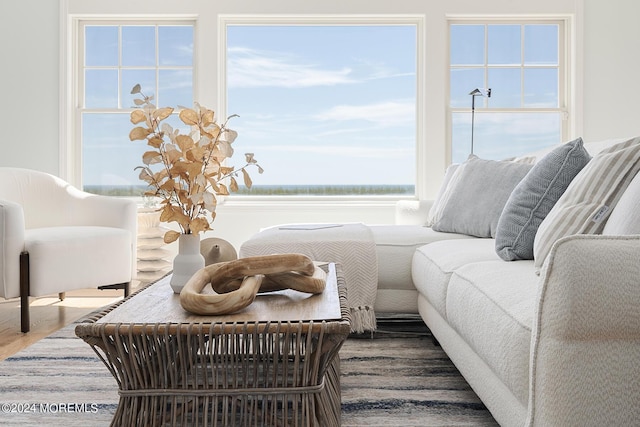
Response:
[[76, 263, 350, 427]]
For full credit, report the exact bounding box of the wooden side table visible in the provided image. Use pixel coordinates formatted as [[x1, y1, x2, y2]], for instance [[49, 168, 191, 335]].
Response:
[[76, 263, 350, 426]]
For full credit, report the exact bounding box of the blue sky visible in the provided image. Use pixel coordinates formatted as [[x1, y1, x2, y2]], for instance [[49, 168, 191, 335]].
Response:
[[226, 25, 416, 187]]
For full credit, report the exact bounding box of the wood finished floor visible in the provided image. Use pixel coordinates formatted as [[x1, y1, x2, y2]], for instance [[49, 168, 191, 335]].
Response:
[[0, 282, 145, 361]]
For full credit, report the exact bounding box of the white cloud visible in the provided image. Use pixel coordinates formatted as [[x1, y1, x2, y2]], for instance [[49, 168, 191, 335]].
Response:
[[228, 47, 355, 88], [254, 143, 413, 159], [314, 100, 415, 127]]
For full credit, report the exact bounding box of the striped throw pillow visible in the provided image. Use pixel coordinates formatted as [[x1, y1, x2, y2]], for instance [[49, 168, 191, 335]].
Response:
[[533, 136, 640, 269]]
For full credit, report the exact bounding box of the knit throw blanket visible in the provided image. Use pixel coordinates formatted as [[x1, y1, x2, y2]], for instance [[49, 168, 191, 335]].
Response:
[[239, 223, 378, 333]]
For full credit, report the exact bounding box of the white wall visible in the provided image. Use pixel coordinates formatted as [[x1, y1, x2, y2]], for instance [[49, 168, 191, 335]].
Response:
[[582, 0, 640, 142], [0, 0, 60, 175], [2, 0, 640, 249]]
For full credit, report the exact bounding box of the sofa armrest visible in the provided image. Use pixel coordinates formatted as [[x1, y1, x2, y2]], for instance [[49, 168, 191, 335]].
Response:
[[394, 199, 434, 225], [0, 200, 25, 299], [528, 234, 640, 426]]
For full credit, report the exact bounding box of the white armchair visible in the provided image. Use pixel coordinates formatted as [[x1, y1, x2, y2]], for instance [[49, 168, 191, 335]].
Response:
[[0, 168, 137, 332]]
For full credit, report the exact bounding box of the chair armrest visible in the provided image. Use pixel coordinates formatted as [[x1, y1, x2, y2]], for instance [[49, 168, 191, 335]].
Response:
[[0, 200, 25, 299], [394, 199, 434, 225], [528, 234, 640, 426]]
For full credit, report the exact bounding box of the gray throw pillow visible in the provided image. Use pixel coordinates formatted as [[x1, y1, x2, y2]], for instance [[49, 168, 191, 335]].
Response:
[[495, 138, 591, 261], [431, 156, 533, 238]]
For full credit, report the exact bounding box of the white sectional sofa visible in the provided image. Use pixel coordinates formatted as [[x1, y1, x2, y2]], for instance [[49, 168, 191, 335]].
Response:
[[241, 137, 640, 426], [375, 136, 640, 426]]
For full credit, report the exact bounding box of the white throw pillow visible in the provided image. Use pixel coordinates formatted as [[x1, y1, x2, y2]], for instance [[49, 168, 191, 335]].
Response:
[[430, 156, 533, 238], [602, 171, 640, 235], [533, 136, 640, 269], [426, 163, 460, 226]]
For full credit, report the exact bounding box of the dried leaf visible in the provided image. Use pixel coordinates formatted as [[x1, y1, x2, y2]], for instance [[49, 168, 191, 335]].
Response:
[[159, 179, 175, 192], [179, 108, 199, 126], [161, 122, 174, 138], [220, 166, 234, 176], [142, 150, 162, 165], [230, 176, 239, 192], [175, 134, 194, 153], [186, 162, 204, 182], [137, 167, 154, 184], [153, 107, 174, 121], [187, 145, 207, 162], [163, 230, 181, 244], [133, 98, 146, 106], [207, 176, 221, 192], [203, 124, 221, 141], [204, 160, 220, 176], [214, 141, 233, 159], [245, 153, 255, 163], [189, 217, 211, 234], [222, 129, 238, 144], [153, 169, 168, 182], [195, 173, 207, 188], [242, 168, 253, 188], [164, 147, 182, 164], [130, 84, 142, 94], [148, 137, 164, 149], [129, 126, 151, 141], [189, 217, 210, 234], [217, 183, 229, 196], [177, 189, 190, 205], [202, 109, 215, 126], [160, 205, 190, 230], [203, 191, 217, 212], [130, 110, 146, 124]]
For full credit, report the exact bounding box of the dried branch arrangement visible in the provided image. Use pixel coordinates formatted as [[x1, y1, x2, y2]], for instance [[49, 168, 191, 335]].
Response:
[[129, 84, 262, 243]]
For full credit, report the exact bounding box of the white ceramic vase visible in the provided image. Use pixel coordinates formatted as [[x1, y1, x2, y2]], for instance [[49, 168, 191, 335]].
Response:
[[170, 234, 205, 294]]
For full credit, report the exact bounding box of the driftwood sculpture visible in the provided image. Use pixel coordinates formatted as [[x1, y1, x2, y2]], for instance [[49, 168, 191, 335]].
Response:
[[180, 254, 327, 315]]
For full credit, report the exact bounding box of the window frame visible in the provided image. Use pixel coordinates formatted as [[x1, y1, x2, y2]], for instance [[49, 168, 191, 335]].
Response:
[[447, 16, 572, 164], [218, 14, 425, 201], [63, 15, 198, 190], [60, 6, 580, 205]]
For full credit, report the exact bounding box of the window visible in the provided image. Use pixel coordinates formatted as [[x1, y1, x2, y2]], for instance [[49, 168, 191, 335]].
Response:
[[78, 21, 194, 195], [449, 20, 567, 164], [222, 18, 420, 197]]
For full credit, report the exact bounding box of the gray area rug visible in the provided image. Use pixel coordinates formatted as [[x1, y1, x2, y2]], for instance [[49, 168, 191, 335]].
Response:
[[0, 318, 497, 426]]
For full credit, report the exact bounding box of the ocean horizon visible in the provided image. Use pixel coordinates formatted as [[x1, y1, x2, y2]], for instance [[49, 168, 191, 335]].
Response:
[[83, 184, 415, 197]]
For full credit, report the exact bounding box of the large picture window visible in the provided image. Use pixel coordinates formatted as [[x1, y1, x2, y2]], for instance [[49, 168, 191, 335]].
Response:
[[449, 20, 567, 163], [223, 19, 419, 197], [79, 21, 194, 195]]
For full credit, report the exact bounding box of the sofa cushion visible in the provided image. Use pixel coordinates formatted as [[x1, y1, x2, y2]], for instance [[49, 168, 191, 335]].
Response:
[[431, 156, 533, 238], [495, 138, 591, 261], [411, 238, 499, 318], [446, 260, 539, 406], [534, 136, 640, 269], [370, 225, 471, 291], [603, 171, 640, 234]]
